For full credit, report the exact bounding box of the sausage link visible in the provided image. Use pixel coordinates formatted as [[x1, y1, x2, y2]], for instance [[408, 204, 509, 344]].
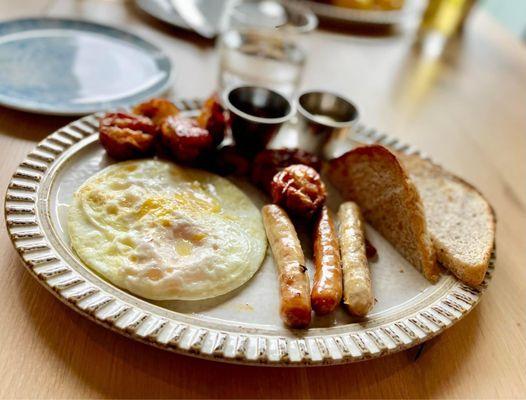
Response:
[[311, 206, 343, 315], [262, 204, 312, 328], [337, 202, 373, 317]]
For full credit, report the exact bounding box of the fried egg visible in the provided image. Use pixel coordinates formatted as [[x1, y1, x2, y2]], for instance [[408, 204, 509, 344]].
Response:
[[68, 159, 267, 300]]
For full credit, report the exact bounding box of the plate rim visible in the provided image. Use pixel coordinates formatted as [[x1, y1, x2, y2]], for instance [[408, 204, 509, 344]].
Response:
[[4, 100, 494, 366], [300, 0, 424, 26], [0, 17, 173, 116]]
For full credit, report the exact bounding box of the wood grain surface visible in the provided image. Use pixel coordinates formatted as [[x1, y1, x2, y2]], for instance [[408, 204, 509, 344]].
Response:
[[1, 0, 525, 398]]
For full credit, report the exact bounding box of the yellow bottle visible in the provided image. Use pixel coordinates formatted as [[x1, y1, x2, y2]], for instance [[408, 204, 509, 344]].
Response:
[[419, 0, 475, 37]]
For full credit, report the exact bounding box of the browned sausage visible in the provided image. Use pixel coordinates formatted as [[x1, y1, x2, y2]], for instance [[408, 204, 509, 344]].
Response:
[[337, 202, 373, 317], [262, 204, 312, 328], [311, 206, 343, 315]]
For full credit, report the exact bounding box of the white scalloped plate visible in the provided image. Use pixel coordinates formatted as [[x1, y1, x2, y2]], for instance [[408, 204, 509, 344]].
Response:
[[4, 99, 494, 366]]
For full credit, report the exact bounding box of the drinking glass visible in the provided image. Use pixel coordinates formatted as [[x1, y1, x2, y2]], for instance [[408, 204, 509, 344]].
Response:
[[217, 0, 316, 99]]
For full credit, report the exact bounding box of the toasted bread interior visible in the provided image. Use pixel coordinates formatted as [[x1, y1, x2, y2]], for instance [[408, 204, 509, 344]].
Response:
[[399, 153, 495, 286], [328, 145, 440, 282]]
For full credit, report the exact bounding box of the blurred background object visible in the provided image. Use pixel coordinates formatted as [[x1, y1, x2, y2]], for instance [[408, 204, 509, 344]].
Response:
[[301, 0, 425, 29], [329, 0, 405, 11], [136, 0, 228, 37], [136, 0, 317, 39], [169, 0, 221, 38], [416, 0, 476, 57], [482, 0, 526, 42], [217, 1, 316, 98], [0, 17, 172, 115], [419, 0, 475, 36], [218, 28, 307, 98], [426, 0, 526, 44]]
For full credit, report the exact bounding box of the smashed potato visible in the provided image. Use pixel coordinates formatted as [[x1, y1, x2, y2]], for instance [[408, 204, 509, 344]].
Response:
[[99, 113, 158, 160], [161, 116, 213, 163], [208, 145, 250, 176], [197, 94, 227, 146], [271, 164, 327, 218], [133, 98, 179, 125]]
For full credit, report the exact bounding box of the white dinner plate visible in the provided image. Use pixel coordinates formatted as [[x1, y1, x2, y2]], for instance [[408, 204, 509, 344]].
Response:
[[4, 98, 494, 366]]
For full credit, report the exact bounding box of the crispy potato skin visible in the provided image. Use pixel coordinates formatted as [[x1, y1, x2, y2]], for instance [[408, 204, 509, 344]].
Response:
[[271, 164, 327, 219], [197, 94, 227, 146], [161, 116, 213, 163], [311, 206, 343, 315], [262, 204, 311, 328], [208, 145, 250, 176], [133, 98, 179, 125], [99, 112, 158, 160]]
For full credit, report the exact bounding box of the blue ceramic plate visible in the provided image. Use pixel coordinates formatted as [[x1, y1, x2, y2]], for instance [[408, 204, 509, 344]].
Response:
[[0, 18, 172, 115]]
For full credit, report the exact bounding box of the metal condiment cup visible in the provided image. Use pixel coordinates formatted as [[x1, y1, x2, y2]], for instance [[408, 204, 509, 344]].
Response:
[[223, 86, 295, 155], [296, 90, 359, 156]]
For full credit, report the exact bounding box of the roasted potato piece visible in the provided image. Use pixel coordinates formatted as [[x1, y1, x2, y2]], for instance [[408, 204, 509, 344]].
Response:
[[161, 116, 213, 163], [208, 145, 250, 176], [251, 148, 321, 195], [271, 164, 327, 218], [99, 112, 158, 160], [197, 94, 227, 146], [133, 98, 179, 125]]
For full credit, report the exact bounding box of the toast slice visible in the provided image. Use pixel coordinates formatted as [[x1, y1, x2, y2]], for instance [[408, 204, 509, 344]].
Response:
[[398, 153, 495, 286], [328, 145, 440, 282]]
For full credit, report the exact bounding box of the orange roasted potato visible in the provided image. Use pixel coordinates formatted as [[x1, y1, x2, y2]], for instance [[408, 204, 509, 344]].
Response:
[[161, 116, 213, 164], [197, 94, 227, 146], [99, 112, 158, 160], [271, 164, 327, 218], [133, 98, 179, 125]]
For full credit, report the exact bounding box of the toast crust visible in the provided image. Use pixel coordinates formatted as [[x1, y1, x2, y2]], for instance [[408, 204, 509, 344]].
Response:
[[328, 145, 440, 282], [399, 153, 496, 286]]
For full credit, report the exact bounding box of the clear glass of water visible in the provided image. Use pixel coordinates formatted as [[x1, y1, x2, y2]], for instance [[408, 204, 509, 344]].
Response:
[[218, 28, 306, 99], [216, 1, 316, 99]]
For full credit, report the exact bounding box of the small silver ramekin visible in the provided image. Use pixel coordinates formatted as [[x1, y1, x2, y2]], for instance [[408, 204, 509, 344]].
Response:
[[222, 85, 295, 155], [296, 90, 359, 156]]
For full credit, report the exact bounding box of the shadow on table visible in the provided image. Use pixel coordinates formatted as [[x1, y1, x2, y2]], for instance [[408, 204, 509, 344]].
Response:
[[0, 105, 73, 142], [13, 247, 481, 399]]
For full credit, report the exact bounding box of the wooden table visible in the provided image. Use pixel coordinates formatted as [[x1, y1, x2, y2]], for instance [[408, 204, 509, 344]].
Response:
[[1, 1, 525, 398]]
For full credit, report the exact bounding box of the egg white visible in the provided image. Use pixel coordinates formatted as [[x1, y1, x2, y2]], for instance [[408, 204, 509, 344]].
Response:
[[68, 159, 267, 300]]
